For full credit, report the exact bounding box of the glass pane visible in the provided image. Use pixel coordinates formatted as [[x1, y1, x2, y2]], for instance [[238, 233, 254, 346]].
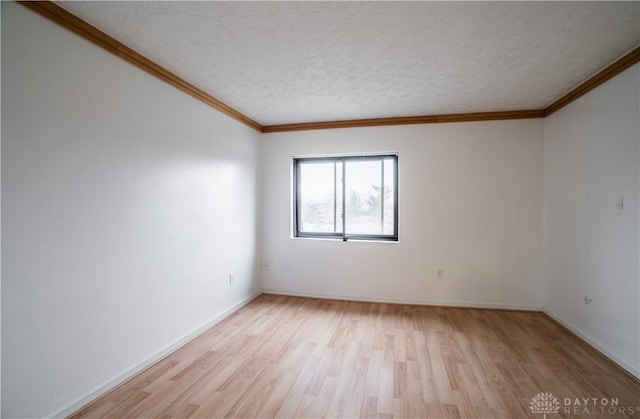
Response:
[[299, 161, 342, 233], [344, 159, 393, 235], [383, 158, 395, 235]]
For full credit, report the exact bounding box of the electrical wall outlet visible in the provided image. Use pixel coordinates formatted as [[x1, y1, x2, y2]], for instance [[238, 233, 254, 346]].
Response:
[[229, 274, 234, 285], [437, 269, 445, 279], [264, 262, 271, 271]]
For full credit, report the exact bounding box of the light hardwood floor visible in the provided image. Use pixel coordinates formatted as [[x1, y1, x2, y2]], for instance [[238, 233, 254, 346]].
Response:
[[71, 294, 640, 418]]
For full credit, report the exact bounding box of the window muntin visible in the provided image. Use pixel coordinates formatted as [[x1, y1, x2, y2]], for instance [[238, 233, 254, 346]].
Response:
[[294, 155, 398, 241]]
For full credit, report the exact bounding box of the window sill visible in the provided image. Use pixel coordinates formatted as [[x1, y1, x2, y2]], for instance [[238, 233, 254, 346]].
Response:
[[290, 236, 399, 244]]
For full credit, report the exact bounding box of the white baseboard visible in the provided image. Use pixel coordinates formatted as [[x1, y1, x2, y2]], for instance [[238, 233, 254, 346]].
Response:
[[46, 292, 262, 419], [262, 289, 542, 311], [543, 308, 640, 379]]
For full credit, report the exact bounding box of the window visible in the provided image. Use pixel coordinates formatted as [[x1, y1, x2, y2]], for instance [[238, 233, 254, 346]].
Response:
[[293, 154, 398, 241]]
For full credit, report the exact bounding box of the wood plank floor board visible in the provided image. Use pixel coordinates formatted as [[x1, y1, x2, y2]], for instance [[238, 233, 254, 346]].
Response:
[[70, 294, 640, 418], [255, 345, 314, 417], [272, 353, 323, 417]]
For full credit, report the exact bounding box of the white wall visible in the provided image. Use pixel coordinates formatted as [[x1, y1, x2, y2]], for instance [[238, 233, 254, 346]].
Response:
[[543, 63, 640, 378], [1, 3, 261, 417], [262, 120, 544, 309]]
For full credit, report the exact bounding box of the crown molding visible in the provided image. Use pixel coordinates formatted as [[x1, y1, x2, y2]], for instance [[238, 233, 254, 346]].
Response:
[[262, 110, 545, 133], [18, 1, 640, 133], [545, 45, 640, 116], [18, 1, 264, 132]]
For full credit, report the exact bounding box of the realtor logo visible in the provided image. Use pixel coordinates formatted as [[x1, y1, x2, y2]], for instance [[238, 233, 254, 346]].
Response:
[[530, 392, 560, 418]]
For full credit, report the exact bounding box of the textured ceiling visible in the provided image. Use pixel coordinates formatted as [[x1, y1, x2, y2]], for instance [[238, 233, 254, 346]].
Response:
[[57, 1, 640, 126]]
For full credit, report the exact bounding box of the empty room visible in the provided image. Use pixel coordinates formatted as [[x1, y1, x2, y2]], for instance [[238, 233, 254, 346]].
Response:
[[2, 1, 640, 418]]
